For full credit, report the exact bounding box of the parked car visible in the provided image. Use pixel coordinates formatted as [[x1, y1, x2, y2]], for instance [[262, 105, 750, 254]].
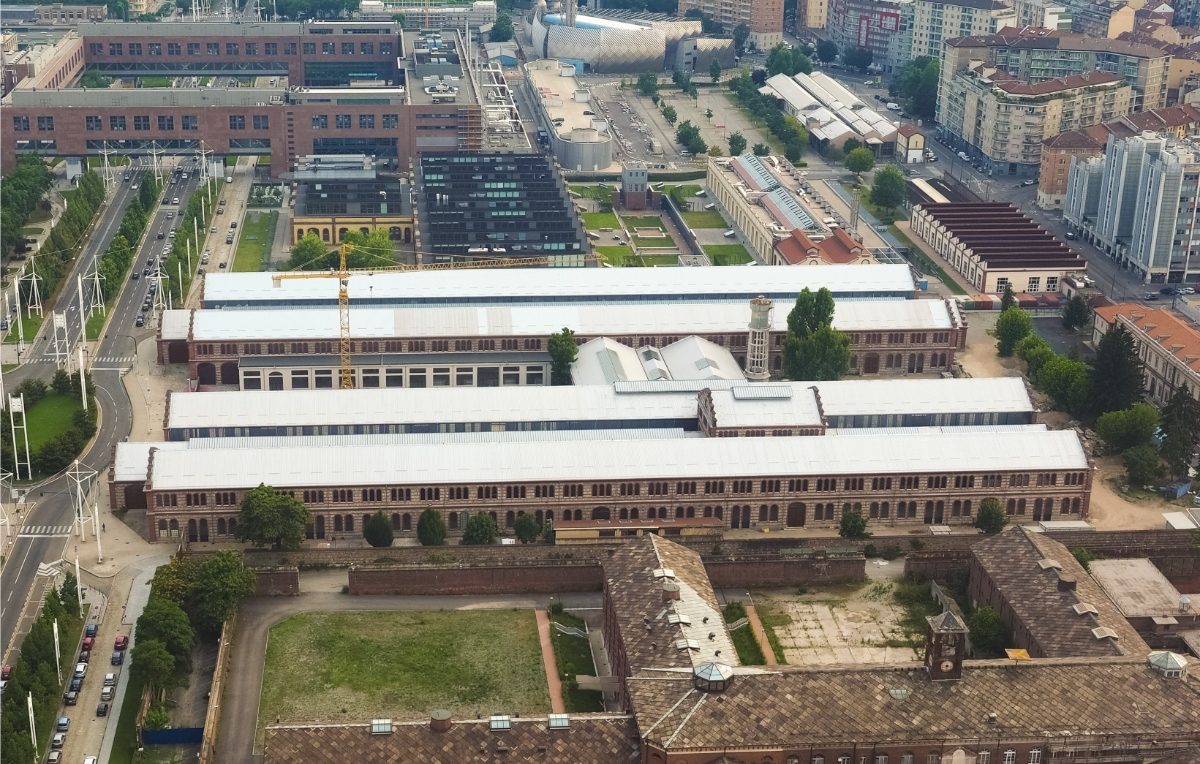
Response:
[[69, 677, 82, 692], [51, 733, 65, 750], [100, 686, 114, 702], [103, 672, 117, 687], [1145, 293, 1160, 301], [56, 717, 69, 732], [74, 662, 87, 678], [114, 635, 128, 651], [78, 650, 90, 663], [230, 221, 238, 229], [1022, 178, 1037, 186], [110, 651, 124, 666], [135, 315, 146, 328], [96, 702, 110, 717], [1160, 286, 1177, 295], [46, 751, 62, 763], [63, 691, 78, 706], [82, 636, 94, 650], [1065, 232, 1077, 240]]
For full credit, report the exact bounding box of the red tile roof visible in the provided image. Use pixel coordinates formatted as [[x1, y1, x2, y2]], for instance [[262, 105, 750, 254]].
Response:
[[1094, 304, 1200, 374], [774, 228, 867, 265]]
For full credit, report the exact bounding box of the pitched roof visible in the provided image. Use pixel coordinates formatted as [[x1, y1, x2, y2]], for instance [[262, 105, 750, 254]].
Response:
[[263, 715, 640, 764], [991, 69, 1124, 96], [774, 228, 867, 265], [1042, 129, 1104, 150], [626, 657, 1200, 752], [971, 527, 1150, 658], [1094, 304, 1200, 375], [897, 123, 922, 138]]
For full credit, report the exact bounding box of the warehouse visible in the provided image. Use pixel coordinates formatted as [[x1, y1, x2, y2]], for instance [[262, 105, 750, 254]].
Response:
[[159, 297, 965, 387]]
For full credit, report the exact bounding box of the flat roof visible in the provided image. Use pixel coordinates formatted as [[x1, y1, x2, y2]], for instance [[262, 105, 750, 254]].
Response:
[[1088, 559, 1185, 618], [707, 386, 823, 428], [145, 429, 1088, 490], [9, 87, 286, 108], [201, 264, 916, 307], [525, 59, 609, 140], [171, 298, 955, 342], [815, 377, 1032, 416]]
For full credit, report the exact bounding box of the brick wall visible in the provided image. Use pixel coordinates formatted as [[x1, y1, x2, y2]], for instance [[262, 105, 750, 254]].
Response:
[[254, 567, 300, 596], [347, 561, 602, 595], [704, 555, 864, 587]]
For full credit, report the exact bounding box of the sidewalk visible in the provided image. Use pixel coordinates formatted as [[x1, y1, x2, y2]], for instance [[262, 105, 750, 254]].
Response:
[[122, 335, 189, 442], [534, 609, 565, 714], [743, 603, 777, 668]]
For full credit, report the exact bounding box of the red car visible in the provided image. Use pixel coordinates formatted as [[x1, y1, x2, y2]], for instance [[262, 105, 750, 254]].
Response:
[[82, 637, 94, 650], [113, 635, 128, 651]]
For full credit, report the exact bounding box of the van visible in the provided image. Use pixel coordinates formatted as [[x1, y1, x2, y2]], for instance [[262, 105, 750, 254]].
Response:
[[822, 217, 837, 226], [885, 102, 901, 111], [704, 203, 716, 211], [723, 229, 737, 238]]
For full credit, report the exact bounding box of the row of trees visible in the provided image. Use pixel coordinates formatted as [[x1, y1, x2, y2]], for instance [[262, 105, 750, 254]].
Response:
[[838, 496, 1010, 539], [26, 171, 107, 309], [0, 578, 81, 763], [728, 72, 808, 162], [162, 179, 219, 305], [95, 175, 164, 300], [0, 156, 53, 257], [765, 44, 813, 78], [411, 507, 550, 546]]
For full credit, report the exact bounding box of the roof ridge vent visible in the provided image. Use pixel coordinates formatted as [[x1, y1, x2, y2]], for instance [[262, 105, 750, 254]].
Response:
[[1072, 602, 1099, 616], [1091, 626, 1119, 640]]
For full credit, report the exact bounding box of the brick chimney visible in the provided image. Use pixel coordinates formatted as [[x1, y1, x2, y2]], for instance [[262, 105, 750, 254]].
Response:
[[430, 709, 452, 733], [1057, 575, 1077, 592]]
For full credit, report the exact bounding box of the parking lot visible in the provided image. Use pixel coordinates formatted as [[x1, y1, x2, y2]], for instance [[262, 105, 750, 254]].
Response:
[[587, 81, 687, 167]]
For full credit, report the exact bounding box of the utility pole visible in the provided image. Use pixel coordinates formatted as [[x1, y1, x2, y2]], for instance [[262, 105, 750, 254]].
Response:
[[77, 347, 88, 413], [67, 461, 96, 543], [53, 618, 61, 681], [28, 692, 37, 760], [8, 394, 30, 480], [0, 470, 11, 555]]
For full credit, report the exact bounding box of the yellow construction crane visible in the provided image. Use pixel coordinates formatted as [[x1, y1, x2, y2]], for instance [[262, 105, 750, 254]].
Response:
[[271, 244, 597, 389]]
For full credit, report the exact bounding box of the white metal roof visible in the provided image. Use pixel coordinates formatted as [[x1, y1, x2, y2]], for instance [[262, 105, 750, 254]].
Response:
[[172, 298, 955, 342], [571, 338, 650, 385], [657, 336, 745, 381], [160, 310, 191, 341], [113, 441, 189, 482], [815, 377, 1032, 416], [707, 387, 823, 428], [145, 430, 1088, 490], [200, 264, 916, 306]]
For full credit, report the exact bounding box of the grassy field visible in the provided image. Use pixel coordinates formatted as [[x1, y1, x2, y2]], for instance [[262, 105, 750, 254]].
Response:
[[107, 670, 147, 764], [233, 211, 277, 272], [85, 309, 107, 341], [665, 184, 702, 206], [596, 247, 676, 267], [4, 311, 44, 344], [26, 392, 82, 452], [632, 236, 673, 249], [681, 210, 728, 229], [20, 226, 42, 235], [549, 613, 604, 712], [138, 76, 173, 88], [722, 602, 765, 665], [568, 185, 615, 205], [704, 244, 753, 265], [259, 611, 548, 734], [621, 215, 665, 231], [753, 597, 791, 664], [581, 211, 620, 230]]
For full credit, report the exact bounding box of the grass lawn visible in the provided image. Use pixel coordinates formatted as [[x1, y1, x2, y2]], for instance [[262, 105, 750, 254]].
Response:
[[85, 309, 107, 341], [569, 185, 615, 205], [107, 670, 147, 764], [138, 76, 173, 88], [25, 392, 82, 453], [665, 184, 702, 206], [260, 610, 548, 735], [549, 613, 604, 712], [680, 210, 728, 228], [620, 215, 665, 230], [597, 246, 635, 266], [704, 244, 753, 265], [639, 255, 679, 266], [581, 211, 620, 230], [233, 211, 277, 272], [888, 224, 968, 296], [632, 236, 672, 249], [20, 226, 42, 235], [722, 602, 765, 665], [5, 311, 44, 345], [752, 597, 791, 664]]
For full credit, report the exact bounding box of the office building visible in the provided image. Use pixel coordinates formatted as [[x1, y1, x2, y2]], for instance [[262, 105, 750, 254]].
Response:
[[677, 0, 784, 49], [361, 0, 497, 30], [523, 59, 613, 172], [291, 161, 414, 246]]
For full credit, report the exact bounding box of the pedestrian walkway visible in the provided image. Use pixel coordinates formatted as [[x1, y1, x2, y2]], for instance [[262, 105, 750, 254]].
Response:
[[743, 603, 778, 668], [91, 353, 136, 366], [534, 608, 566, 714], [16, 524, 73, 538]]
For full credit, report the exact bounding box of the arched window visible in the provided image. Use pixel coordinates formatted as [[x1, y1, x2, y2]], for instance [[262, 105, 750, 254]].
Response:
[[619, 508, 628, 520], [592, 507, 610, 520], [505, 510, 515, 528], [545, 510, 554, 523], [715, 507, 723, 520], [759, 505, 769, 521], [573, 509, 582, 521], [344, 514, 354, 532], [158, 519, 167, 532], [675, 507, 684, 518], [449, 512, 460, 530], [391, 513, 401, 530], [334, 515, 343, 532], [769, 505, 778, 521], [217, 518, 227, 535], [685, 506, 694, 518]]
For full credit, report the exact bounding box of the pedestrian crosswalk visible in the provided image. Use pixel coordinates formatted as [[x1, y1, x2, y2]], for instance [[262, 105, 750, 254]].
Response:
[[92, 355, 135, 365], [17, 524, 73, 538]]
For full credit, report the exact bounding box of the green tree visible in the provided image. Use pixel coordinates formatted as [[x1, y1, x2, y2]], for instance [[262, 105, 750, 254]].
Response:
[[895, 56, 939, 121], [59, 572, 80, 617], [995, 307, 1033, 357], [490, 12, 514, 42], [462, 513, 499, 545], [783, 326, 851, 381], [1090, 324, 1143, 416], [1096, 403, 1160, 453], [1001, 282, 1017, 311], [130, 639, 179, 692], [710, 58, 723, 83], [815, 39, 838, 63], [752, 143, 771, 156], [869, 165, 906, 210], [966, 605, 1007, 656], [1033, 355, 1089, 414], [637, 72, 659, 98], [288, 232, 329, 270], [1015, 333, 1054, 378], [974, 498, 1007, 535], [514, 514, 540, 543], [1062, 293, 1091, 332], [728, 131, 747, 156], [838, 507, 870, 539], [340, 228, 396, 269], [548, 327, 578, 385], [661, 105, 678, 125], [708, 145, 724, 157], [672, 70, 691, 90], [417, 508, 446, 546], [733, 23, 751, 54], [363, 510, 394, 548], [1124, 443, 1165, 486], [1070, 546, 1096, 571], [845, 147, 875, 174], [786, 287, 835, 336], [842, 46, 873, 70], [135, 598, 195, 678], [187, 551, 255, 634], [237, 483, 310, 550], [51, 369, 72, 395], [149, 557, 201, 606], [766, 44, 813, 77], [1159, 387, 1200, 478]]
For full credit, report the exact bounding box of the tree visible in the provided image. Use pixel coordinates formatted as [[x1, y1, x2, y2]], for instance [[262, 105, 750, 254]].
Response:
[[636, 72, 659, 98], [707, 145, 724, 157], [548, 327, 578, 385], [1070, 546, 1096, 571], [845, 147, 875, 174], [237, 483, 310, 550], [752, 143, 770, 156], [838, 507, 870, 539], [51, 369, 73, 395], [187, 551, 255, 634], [869, 165, 906, 210], [815, 39, 838, 63], [766, 44, 813, 77], [728, 131, 747, 156], [786, 287, 836, 336], [1124, 443, 1165, 486], [1000, 283, 1017, 312], [1096, 403, 1160, 453], [995, 307, 1033, 357], [417, 508, 446, 546], [895, 56, 939, 121], [966, 605, 1007, 656], [130, 639, 178, 692], [462, 513, 499, 545], [974, 498, 1007, 535], [710, 58, 723, 84], [783, 326, 851, 380], [1062, 293, 1091, 332], [514, 514, 540, 544], [135, 598, 195, 678], [661, 105, 678, 125], [1015, 333, 1054, 378], [1159, 387, 1200, 478], [490, 12, 514, 42], [733, 23, 751, 55], [1090, 324, 1143, 416], [672, 70, 691, 90], [842, 46, 873, 70], [288, 232, 329, 270], [363, 511, 394, 548], [1033, 355, 1089, 414]]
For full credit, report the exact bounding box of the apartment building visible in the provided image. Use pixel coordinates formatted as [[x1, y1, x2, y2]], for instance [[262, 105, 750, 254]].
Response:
[[798, 0, 829, 30], [1064, 133, 1200, 284], [825, 0, 912, 72], [910, 0, 1015, 60], [1093, 304, 1200, 404], [677, 0, 784, 49]]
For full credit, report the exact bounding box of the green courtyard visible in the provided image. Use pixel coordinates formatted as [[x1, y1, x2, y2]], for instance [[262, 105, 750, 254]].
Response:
[[259, 610, 548, 735], [24, 392, 83, 453], [233, 211, 278, 272]]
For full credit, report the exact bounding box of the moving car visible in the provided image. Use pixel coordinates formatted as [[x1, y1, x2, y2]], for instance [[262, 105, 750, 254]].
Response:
[[1065, 232, 1077, 240], [135, 315, 145, 328], [1022, 178, 1037, 186]]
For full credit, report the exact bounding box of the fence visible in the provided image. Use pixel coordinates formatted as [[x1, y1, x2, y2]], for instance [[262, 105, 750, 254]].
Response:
[[142, 727, 204, 745], [659, 191, 705, 258], [198, 615, 236, 764]]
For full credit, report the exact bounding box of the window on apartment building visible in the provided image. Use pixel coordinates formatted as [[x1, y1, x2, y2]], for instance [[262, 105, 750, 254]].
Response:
[[182, 115, 198, 131], [1046, 276, 1058, 292], [303, 42, 317, 55], [264, 42, 277, 55], [133, 115, 150, 131], [206, 42, 219, 55], [12, 116, 30, 132], [1027, 277, 1041, 293], [157, 115, 174, 130], [229, 115, 246, 130], [322, 41, 335, 54], [89, 43, 102, 55], [380, 42, 393, 55], [996, 277, 1009, 292]]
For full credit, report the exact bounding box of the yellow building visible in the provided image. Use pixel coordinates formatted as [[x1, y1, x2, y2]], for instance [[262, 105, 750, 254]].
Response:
[[291, 178, 415, 245]]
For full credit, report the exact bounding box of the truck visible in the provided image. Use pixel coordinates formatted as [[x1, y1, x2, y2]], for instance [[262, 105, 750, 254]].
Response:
[[536, 127, 549, 146]]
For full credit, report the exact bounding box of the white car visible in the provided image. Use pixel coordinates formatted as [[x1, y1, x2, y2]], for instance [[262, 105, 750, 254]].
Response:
[[74, 662, 87, 678]]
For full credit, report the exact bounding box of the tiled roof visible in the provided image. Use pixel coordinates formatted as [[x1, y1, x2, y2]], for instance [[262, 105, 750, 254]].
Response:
[[263, 715, 640, 764], [991, 69, 1124, 96], [627, 657, 1200, 751], [774, 228, 866, 265], [1042, 129, 1104, 150], [972, 527, 1150, 657], [1095, 304, 1200, 374], [897, 123, 922, 138]]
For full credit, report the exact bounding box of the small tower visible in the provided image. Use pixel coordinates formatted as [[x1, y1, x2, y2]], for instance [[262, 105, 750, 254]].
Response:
[[745, 296, 773, 381], [923, 610, 968, 681]]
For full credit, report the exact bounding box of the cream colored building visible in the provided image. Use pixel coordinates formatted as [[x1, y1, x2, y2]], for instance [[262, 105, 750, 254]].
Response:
[[799, 0, 829, 30], [1093, 305, 1200, 404], [910, 0, 1015, 60]]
